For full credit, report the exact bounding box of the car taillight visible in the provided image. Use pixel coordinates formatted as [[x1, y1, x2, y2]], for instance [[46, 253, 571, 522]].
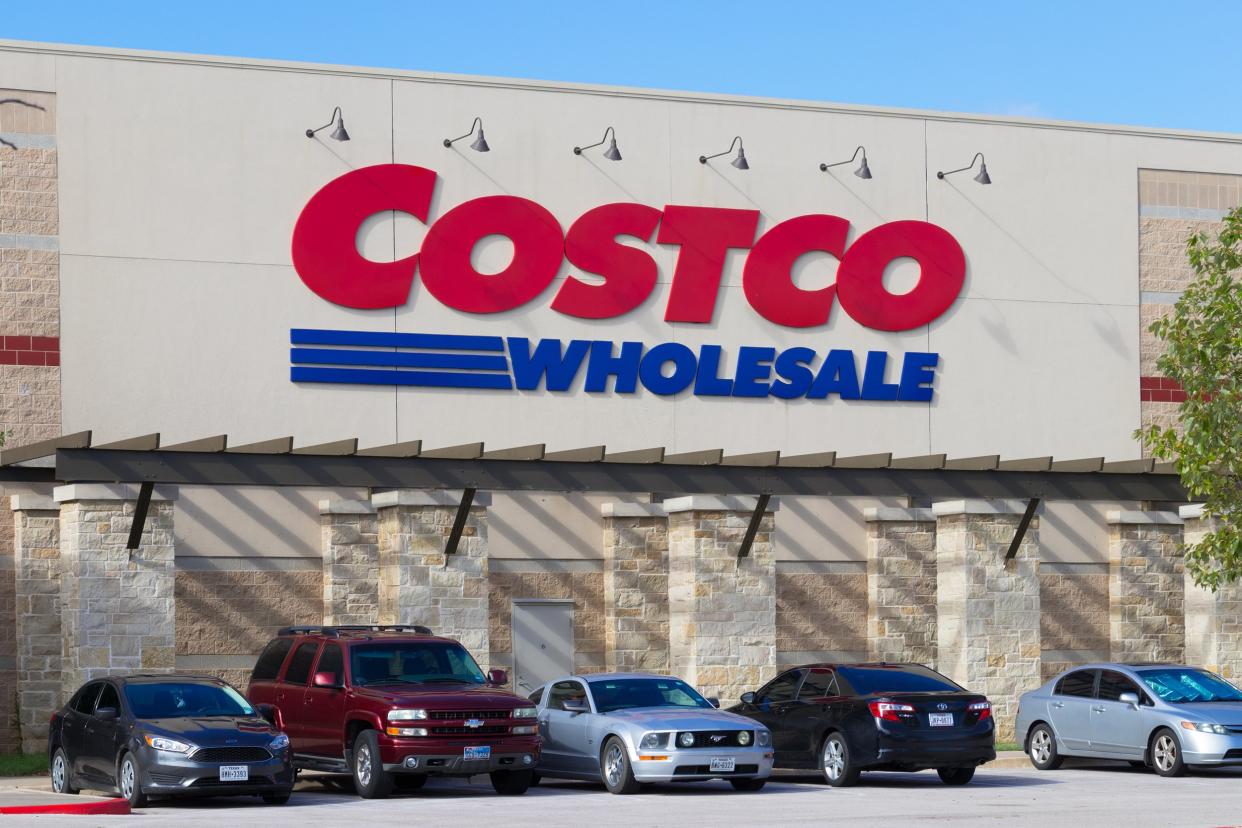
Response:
[[868, 701, 915, 722], [968, 701, 992, 720]]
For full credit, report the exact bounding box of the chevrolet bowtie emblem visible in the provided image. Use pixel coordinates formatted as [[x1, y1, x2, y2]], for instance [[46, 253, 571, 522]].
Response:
[[464, 719, 485, 728]]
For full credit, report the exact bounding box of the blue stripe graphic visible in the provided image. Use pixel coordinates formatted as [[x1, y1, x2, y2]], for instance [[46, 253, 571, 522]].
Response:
[[290, 328, 505, 352], [291, 348, 509, 371], [291, 366, 514, 390]]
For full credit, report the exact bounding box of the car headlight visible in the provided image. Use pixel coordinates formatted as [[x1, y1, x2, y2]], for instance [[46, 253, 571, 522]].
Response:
[[639, 732, 668, 750], [737, 730, 752, 746], [677, 732, 695, 748], [144, 735, 193, 754], [269, 733, 290, 751], [389, 709, 429, 721], [1182, 721, 1228, 734], [757, 730, 771, 747], [513, 706, 538, 719]]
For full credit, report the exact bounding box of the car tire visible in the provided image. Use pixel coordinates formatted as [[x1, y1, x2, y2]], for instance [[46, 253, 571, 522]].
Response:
[[937, 767, 975, 785], [261, 791, 291, 805], [351, 730, 394, 799], [490, 769, 533, 795], [600, 736, 641, 795], [394, 773, 428, 791], [1027, 723, 1064, 770], [729, 777, 767, 791], [1150, 728, 1186, 777], [118, 752, 148, 809], [529, 771, 541, 787], [821, 732, 861, 787], [50, 748, 79, 795]]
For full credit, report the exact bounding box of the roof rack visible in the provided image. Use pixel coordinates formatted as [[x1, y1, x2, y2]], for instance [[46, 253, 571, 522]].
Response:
[[276, 624, 434, 637]]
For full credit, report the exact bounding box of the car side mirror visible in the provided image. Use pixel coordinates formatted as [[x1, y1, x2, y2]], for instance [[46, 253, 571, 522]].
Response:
[[562, 699, 590, 715], [740, 692, 756, 705], [255, 703, 281, 728], [1118, 692, 1140, 708], [707, 697, 721, 708], [487, 669, 509, 686], [313, 671, 342, 689], [95, 707, 118, 722]]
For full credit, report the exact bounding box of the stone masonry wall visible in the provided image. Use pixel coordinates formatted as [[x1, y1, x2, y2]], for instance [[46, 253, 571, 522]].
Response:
[[0, 490, 16, 752], [12, 502, 60, 752], [320, 501, 379, 625], [866, 511, 937, 664], [1182, 511, 1242, 679], [1108, 514, 1185, 664], [776, 569, 867, 666], [1039, 566, 1110, 681], [603, 510, 669, 673], [488, 567, 604, 676]]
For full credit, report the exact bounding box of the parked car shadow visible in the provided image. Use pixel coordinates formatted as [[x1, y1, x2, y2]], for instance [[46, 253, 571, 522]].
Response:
[[771, 770, 1060, 789]]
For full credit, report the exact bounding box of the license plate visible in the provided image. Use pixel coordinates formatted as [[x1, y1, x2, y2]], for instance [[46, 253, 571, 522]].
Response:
[[709, 757, 736, 772], [219, 765, 249, 782], [929, 713, 954, 727], [463, 746, 491, 761]]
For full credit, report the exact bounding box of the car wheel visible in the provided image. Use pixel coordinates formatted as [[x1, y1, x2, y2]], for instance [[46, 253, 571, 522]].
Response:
[[394, 773, 428, 791], [50, 748, 79, 795], [600, 736, 641, 795], [1027, 724, 1064, 770], [351, 730, 393, 799], [118, 753, 148, 809], [729, 777, 767, 791], [821, 733, 860, 787], [490, 769, 533, 795], [261, 791, 291, 805], [1150, 728, 1186, 777], [937, 767, 975, 785]]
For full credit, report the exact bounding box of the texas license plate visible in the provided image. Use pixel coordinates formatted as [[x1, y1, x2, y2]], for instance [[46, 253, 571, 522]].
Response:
[[709, 757, 736, 772], [929, 713, 954, 727], [219, 765, 249, 782], [463, 746, 491, 761]]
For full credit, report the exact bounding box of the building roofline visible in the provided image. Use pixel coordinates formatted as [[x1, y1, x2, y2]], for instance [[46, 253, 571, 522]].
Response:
[[3, 37, 1242, 145]]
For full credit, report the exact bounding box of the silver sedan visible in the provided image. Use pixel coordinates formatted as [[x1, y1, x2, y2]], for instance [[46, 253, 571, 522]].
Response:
[[1016, 663, 1242, 776], [532, 673, 773, 794]]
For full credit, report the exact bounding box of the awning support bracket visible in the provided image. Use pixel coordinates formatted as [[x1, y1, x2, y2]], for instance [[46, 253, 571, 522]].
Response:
[[126, 481, 155, 552], [444, 487, 477, 560], [738, 494, 771, 559], [1005, 497, 1041, 560]]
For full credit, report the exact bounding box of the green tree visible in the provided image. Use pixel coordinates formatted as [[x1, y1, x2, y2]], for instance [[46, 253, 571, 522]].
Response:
[[1137, 207, 1242, 590]]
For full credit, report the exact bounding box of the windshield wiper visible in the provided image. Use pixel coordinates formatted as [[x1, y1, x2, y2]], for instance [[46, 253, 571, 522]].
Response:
[[420, 677, 478, 684]]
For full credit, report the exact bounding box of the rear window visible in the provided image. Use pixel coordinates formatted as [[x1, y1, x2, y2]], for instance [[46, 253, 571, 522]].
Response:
[[252, 638, 294, 682], [284, 642, 321, 685], [838, 666, 962, 695]]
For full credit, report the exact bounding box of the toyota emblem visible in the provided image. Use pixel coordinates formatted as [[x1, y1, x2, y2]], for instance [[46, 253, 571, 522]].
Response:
[[937, 703, 949, 711]]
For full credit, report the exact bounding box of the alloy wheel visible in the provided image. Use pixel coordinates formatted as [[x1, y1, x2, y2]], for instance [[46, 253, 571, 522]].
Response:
[[604, 744, 624, 787], [1153, 735, 1177, 772], [356, 744, 373, 786], [1031, 730, 1052, 764], [51, 754, 66, 792], [823, 738, 845, 781], [120, 758, 135, 800]]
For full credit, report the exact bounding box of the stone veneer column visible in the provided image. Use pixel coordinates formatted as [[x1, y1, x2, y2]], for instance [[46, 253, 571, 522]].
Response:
[[1180, 505, 1242, 678], [865, 507, 937, 664], [320, 499, 380, 626], [374, 491, 490, 661], [666, 496, 777, 706], [1107, 510, 1185, 664], [11, 494, 61, 752], [601, 502, 669, 673], [57, 484, 177, 695], [934, 500, 1040, 742]]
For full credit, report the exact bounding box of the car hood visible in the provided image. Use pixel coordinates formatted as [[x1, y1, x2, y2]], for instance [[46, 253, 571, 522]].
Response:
[[354, 683, 526, 708], [601, 707, 761, 730], [140, 716, 279, 746], [1170, 702, 1242, 723]]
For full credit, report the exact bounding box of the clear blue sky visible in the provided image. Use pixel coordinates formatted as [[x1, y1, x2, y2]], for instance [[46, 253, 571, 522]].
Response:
[[5, 0, 1240, 133]]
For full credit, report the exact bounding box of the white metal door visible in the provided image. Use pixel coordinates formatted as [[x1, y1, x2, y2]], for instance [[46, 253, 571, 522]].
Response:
[[512, 600, 574, 698]]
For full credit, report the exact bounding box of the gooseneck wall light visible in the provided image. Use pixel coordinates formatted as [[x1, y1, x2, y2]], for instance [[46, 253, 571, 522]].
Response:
[[937, 152, 991, 184], [574, 126, 622, 160], [820, 146, 871, 179], [699, 136, 748, 170], [444, 117, 490, 152], [305, 107, 350, 141]]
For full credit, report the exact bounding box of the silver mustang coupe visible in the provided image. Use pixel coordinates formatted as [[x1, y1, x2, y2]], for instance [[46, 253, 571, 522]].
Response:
[[532, 673, 773, 794], [1016, 663, 1242, 776]]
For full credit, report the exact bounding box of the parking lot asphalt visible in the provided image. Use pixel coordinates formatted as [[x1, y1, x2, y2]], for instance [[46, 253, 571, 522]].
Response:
[[12, 761, 1242, 827]]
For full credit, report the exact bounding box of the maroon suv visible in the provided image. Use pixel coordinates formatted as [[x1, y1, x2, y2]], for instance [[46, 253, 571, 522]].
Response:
[[247, 625, 540, 798]]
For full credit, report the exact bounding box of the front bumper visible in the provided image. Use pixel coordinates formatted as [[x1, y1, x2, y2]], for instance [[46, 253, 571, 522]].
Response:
[[379, 735, 541, 775], [1178, 731, 1242, 766], [136, 745, 295, 796], [630, 747, 774, 782]]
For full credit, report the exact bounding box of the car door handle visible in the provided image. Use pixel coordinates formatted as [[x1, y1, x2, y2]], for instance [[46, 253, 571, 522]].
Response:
[[1051, 702, 1064, 709], [1091, 706, 1106, 713]]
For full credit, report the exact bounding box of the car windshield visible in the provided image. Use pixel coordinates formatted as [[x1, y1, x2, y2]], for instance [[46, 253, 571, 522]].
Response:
[[125, 683, 255, 719], [590, 678, 714, 713], [350, 641, 487, 686], [1139, 668, 1242, 703], [838, 666, 963, 695]]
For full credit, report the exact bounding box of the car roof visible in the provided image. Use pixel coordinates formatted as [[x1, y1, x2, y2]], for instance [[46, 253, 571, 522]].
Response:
[[1052, 662, 1191, 675], [793, 662, 932, 671], [107, 674, 230, 686], [281, 630, 455, 644], [556, 673, 683, 684]]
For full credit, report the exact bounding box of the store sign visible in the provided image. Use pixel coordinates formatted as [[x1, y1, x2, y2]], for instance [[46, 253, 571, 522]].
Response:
[[289, 164, 965, 400]]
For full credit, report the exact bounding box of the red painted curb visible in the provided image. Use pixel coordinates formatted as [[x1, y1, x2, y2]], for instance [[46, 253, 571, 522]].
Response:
[[0, 797, 131, 815]]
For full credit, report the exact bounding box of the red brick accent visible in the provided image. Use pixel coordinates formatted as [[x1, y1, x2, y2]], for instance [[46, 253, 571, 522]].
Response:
[[1140, 376, 1187, 403], [0, 335, 59, 366]]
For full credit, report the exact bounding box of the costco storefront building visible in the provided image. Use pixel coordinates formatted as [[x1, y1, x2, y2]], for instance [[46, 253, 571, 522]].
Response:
[[0, 39, 1239, 749]]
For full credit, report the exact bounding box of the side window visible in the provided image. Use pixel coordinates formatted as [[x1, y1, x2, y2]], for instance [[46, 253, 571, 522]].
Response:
[[1055, 670, 1097, 698], [283, 642, 321, 686], [528, 687, 545, 705], [94, 683, 120, 713], [72, 683, 101, 714], [799, 669, 837, 699], [547, 680, 589, 712], [1098, 670, 1147, 703], [760, 670, 805, 705], [316, 643, 344, 681], [252, 638, 295, 682]]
